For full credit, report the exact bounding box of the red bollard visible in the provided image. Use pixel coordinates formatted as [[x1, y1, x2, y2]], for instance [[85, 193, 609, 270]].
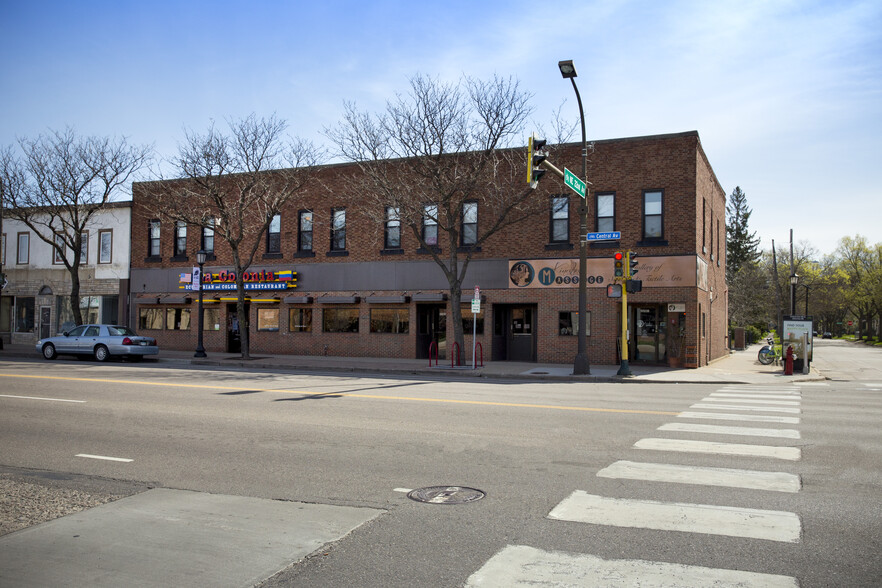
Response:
[[784, 345, 794, 375]]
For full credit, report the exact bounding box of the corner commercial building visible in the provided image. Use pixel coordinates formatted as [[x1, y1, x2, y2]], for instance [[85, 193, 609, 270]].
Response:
[[129, 131, 727, 367]]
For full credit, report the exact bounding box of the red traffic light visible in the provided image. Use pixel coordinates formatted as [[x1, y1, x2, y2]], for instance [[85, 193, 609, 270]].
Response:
[[614, 252, 624, 261]]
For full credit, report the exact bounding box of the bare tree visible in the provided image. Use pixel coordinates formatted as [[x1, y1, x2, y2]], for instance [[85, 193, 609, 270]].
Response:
[[145, 114, 321, 358], [1, 128, 151, 326], [325, 74, 540, 359]]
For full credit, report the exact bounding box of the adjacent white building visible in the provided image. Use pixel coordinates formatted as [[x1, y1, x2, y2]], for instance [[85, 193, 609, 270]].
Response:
[[1, 202, 131, 344]]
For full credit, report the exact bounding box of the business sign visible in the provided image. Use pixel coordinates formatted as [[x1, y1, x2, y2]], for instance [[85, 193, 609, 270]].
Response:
[[180, 268, 297, 291], [508, 256, 699, 289]]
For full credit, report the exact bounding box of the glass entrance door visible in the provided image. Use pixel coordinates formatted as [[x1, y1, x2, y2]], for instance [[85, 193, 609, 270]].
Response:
[[630, 305, 668, 363]]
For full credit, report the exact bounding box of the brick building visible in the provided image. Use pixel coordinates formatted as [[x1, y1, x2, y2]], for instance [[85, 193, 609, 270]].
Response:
[[129, 131, 727, 367]]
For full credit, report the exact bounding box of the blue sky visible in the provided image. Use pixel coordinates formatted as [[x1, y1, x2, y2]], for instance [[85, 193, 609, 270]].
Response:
[[2, 0, 880, 255]]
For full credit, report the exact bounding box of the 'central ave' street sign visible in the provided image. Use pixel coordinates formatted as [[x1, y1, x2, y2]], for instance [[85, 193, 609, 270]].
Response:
[[563, 167, 586, 199]]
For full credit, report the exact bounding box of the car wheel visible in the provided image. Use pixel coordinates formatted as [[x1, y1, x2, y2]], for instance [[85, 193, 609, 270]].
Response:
[[94, 345, 111, 362], [42, 343, 58, 360]]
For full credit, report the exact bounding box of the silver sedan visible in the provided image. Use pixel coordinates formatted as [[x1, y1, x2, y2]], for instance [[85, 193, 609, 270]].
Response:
[[36, 324, 159, 362]]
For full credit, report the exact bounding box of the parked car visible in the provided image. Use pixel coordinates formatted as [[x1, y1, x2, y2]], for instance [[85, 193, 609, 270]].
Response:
[[822, 332, 833, 339], [36, 324, 159, 362]]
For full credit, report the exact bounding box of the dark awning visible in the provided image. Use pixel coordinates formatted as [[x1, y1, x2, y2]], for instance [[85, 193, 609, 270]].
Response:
[[316, 296, 360, 304], [283, 296, 314, 304], [412, 293, 447, 302], [365, 296, 409, 304]]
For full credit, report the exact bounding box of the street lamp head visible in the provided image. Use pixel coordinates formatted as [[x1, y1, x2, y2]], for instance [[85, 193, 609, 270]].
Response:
[[196, 250, 207, 265], [790, 273, 799, 285], [558, 60, 577, 78]]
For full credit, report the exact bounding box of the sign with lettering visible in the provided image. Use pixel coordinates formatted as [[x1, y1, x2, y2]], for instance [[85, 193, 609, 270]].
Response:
[[508, 256, 699, 289], [180, 268, 297, 291]]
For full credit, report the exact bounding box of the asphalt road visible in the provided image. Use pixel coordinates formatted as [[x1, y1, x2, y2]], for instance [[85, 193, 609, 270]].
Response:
[[1, 339, 880, 587]]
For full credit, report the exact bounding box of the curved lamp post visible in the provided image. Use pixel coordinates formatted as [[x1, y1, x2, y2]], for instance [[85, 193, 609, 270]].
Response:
[[194, 249, 207, 358], [558, 59, 590, 375]]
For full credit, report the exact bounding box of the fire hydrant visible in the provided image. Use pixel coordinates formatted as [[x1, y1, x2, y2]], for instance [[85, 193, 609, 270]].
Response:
[[784, 345, 795, 375]]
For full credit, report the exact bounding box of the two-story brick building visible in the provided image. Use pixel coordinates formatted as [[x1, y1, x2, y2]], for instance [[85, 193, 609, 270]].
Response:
[[129, 131, 727, 367], [1, 202, 132, 345]]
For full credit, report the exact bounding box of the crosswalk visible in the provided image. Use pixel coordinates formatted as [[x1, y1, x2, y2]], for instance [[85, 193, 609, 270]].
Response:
[[467, 385, 815, 587]]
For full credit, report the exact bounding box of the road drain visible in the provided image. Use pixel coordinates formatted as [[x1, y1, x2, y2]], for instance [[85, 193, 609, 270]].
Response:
[[407, 486, 485, 504]]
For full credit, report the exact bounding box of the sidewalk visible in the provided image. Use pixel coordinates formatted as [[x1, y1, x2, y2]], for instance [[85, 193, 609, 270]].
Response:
[[1, 342, 825, 384]]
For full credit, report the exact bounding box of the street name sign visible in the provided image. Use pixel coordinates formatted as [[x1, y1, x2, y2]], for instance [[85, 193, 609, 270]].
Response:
[[563, 167, 586, 198], [584, 231, 621, 241]]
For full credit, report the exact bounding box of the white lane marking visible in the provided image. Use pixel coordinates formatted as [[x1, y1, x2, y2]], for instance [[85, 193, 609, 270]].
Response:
[[75, 454, 133, 463], [658, 422, 800, 439], [634, 438, 801, 460], [679, 411, 800, 424], [597, 460, 801, 493], [796, 382, 829, 386], [465, 545, 799, 587], [393, 488, 413, 493], [0, 394, 85, 403], [710, 393, 801, 400], [548, 491, 801, 543], [700, 397, 800, 406], [691, 403, 801, 414]]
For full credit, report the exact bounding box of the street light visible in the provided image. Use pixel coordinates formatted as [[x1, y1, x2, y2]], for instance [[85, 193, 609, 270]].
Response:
[[194, 249, 207, 358], [558, 59, 590, 375], [789, 273, 799, 316]]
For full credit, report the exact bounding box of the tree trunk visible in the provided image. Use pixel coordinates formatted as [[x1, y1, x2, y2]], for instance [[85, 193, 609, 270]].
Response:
[[69, 266, 83, 326], [236, 274, 250, 359], [449, 283, 464, 366]]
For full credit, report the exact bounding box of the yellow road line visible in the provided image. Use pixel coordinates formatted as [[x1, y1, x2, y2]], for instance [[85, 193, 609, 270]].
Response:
[[0, 372, 679, 416]]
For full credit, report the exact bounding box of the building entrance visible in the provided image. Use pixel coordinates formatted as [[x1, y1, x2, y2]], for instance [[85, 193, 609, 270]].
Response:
[[627, 304, 668, 364], [416, 304, 446, 359], [492, 304, 537, 362], [226, 303, 249, 353]]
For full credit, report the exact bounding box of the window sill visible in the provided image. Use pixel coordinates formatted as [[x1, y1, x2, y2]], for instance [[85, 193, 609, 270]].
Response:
[[262, 252, 284, 259], [381, 248, 404, 255], [417, 247, 441, 255], [327, 250, 349, 257], [202, 253, 216, 261], [144, 256, 163, 263], [636, 240, 669, 247], [589, 241, 620, 249], [457, 246, 481, 253], [171, 255, 189, 262], [545, 242, 574, 251], [294, 251, 316, 258]]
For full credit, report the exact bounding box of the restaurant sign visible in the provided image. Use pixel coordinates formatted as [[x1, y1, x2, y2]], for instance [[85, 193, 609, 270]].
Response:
[[508, 256, 698, 289], [180, 269, 297, 291]]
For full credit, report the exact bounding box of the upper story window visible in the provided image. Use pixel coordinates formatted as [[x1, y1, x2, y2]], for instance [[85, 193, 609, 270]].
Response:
[[422, 204, 438, 247], [299, 210, 313, 252], [385, 206, 401, 249], [202, 219, 215, 254], [267, 214, 281, 254], [17, 232, 29, 264], [596, 193, 615, 233], [148, 220, 161, 257], [550, 195, 569, 243], [79, 231, 88, 264], [53, 233, 65, 264], [461, 201, 477, 246], [643, 190, 664, 240], [174, 221, 187, 257], [330, 208, 346, 251], [1, 234, 5, 265], [99, 230, 113, 264]]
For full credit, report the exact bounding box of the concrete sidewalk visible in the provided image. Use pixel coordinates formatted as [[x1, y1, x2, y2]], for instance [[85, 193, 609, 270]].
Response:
[[2, 342, 824, 384]]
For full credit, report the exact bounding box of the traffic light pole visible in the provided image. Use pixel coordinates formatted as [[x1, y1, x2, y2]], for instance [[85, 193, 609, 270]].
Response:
[[617, 283, 631, 376]]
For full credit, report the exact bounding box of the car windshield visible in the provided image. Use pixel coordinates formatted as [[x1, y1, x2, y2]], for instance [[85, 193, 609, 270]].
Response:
[[108, 326, 137, 336]]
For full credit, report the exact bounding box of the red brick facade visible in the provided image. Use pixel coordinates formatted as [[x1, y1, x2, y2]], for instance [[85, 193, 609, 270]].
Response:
[[130, 131, 727, 366]]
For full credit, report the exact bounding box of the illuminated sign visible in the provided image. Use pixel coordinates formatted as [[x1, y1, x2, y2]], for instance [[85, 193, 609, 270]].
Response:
[[180, 268, 297, 291]]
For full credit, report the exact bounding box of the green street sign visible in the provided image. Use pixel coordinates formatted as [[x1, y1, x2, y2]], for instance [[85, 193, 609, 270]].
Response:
[[563, 167, 586, 198]]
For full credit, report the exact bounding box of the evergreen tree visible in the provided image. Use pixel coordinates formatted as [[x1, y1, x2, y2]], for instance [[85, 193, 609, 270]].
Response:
[[726, 186, 761, 279]]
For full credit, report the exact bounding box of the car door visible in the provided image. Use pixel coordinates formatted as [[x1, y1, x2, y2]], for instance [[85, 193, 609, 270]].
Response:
[[77, 325, 102, 354], [58, 325, 87, 353]]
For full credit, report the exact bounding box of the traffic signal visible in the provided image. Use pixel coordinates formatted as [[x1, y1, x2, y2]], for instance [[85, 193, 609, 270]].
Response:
[[627, 251, 639, 278], [527, 135, 547, 187], [607, 283, 622, 298], [625, 279, 643, 293], [614, 251, 624, 278]]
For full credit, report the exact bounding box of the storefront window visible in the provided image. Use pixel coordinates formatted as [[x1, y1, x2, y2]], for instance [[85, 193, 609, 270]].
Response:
[[323, 307, 359, 333], [558, 311, 590, 336], [139, 308, 164, 330], [460, 304, 484, 334], [0, 296, 11, 332], [370, 308, 409, 334], [166, 308, 191, 330], [203, 308, 221, 330], [15, 297, 35, 332], [289, 308, 312, 332], [257, 308, 280, 331]]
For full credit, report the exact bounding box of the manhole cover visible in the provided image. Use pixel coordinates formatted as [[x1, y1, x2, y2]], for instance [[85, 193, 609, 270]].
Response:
[[407, 486, 485, 505]]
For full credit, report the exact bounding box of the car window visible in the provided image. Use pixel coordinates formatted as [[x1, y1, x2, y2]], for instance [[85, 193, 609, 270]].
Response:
[[108, 326, 136, 336], [84, 326, 100, 337], [68, 326, 87, 337]]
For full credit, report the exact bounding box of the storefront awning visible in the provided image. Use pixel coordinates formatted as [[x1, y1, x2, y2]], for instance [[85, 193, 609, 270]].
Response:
[[365, 296, 409, 304], [283, 296, 313, 304], [316, 296, 360, 304], [412, 293, 447, 302], [163, 296, 191, 305]]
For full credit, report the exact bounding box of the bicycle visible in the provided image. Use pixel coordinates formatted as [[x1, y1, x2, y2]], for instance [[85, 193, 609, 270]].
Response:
[[757, 336, 782, 365]]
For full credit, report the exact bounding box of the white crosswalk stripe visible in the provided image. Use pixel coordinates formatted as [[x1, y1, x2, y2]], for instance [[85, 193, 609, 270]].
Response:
[[597, 460, 801, 492], [634, 437, 801, 460], [678, 411, 801, 424], [710, 393, 801, 400], [700, 397, 800, 406], [690, 402, 801, 413], [658, 422, 801, 438]]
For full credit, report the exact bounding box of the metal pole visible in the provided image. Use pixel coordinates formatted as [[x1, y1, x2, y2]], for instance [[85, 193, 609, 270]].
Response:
[[570, 77, 590, 375], [194, 258, 206, 358]]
